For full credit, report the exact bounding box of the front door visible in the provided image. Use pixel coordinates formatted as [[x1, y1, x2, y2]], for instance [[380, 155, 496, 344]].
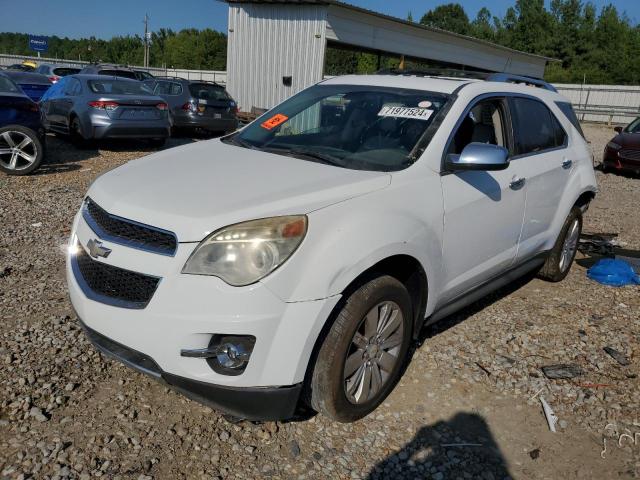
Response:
[[439, 96, 526, 303]]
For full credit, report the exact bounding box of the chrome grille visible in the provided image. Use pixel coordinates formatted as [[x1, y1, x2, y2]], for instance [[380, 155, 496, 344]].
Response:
[[619, 149, 640, 161], [83, 198, 177, 256], [72, 247, 160, 309]]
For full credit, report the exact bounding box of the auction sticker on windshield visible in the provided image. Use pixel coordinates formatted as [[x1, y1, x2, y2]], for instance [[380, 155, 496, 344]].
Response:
[[261, 113, 289, 130], [378, 106, 433, 121]]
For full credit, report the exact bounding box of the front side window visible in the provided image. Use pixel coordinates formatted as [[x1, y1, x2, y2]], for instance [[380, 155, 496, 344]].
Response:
[[448, 98, 508, 155], [229, 84, 450, 172], [510, 97, 567, 156], [88, 79, 153, 95]]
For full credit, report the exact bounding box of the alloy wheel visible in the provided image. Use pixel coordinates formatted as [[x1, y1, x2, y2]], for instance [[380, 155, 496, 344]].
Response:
[[559, 218, 580, 272], [0, 131, 38, 172], [343, 301, 404, 405]]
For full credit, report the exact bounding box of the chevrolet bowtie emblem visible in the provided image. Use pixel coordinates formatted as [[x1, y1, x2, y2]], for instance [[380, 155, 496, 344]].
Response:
[[87, 239, 112, 259]]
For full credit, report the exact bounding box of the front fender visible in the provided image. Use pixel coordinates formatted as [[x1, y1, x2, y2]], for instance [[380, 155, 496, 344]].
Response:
[[261, 174, 445, 315]]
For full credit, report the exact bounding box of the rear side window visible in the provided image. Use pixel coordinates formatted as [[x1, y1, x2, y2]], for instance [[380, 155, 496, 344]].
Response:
[[509, 97, 567, 156], [53, 67, 81, 77], [188, 83, 230, 101], [0, 76, 20, 93], [99, 69, 138, 80], [555, 101, 585, 139], [154, 81, 183, 96]]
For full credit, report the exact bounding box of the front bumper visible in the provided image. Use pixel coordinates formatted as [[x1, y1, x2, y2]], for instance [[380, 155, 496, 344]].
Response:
[[80, 318, 302, 420], [67, 210, 340, 389]]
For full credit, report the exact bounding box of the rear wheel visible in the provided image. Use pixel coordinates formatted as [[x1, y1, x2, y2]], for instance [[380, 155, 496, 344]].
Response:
[[0, 126, 43, 175], [538, 207, 582, 282], [309, 275, 413, 422], [70, 117, 88, 147]]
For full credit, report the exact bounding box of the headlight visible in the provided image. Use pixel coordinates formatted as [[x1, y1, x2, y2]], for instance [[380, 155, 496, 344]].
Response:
[[607, 142, 622, 151], [182, 216, 307, 286]]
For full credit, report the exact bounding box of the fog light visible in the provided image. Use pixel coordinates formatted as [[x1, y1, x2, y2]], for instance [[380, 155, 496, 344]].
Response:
[[208, 335, 255, 376]]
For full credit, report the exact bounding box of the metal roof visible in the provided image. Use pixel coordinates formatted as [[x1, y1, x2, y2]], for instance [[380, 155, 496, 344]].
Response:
[[225, 0, 556, 63]]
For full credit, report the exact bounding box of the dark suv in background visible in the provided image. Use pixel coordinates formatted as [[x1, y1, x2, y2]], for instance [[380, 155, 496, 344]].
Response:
[[145, 77, 239, 135], [79, 64, 139, 80]]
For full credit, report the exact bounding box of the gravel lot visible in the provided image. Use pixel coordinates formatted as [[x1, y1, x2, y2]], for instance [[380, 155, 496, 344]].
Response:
[[0, 125, 638, 479]]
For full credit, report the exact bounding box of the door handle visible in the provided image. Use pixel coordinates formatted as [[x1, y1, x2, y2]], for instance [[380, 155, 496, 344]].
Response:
[[509, 177, 526, 190], [562, 159, 573, 169]]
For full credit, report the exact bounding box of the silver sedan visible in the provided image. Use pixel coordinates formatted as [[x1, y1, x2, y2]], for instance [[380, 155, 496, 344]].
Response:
[[40, 74, 170, 146]]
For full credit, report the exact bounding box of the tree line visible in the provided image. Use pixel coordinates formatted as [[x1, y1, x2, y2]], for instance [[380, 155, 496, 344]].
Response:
[[0, 29, 227, 70], [1, 0, 639, 84]]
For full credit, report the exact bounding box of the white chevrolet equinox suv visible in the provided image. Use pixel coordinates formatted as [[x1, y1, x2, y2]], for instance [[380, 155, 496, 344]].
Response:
[[67, 71, 597, 422]]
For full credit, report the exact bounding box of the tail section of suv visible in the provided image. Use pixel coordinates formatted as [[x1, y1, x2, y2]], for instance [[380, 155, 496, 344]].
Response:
[[67, 71, 597, 422], [145, 77, 239, 134]]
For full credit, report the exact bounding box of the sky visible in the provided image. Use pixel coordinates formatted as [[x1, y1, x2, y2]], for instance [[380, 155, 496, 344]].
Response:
[[0, 0, 638, 40]]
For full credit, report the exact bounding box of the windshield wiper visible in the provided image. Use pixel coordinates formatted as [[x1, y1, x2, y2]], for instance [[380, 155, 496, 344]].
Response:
[[263, 146, 345, 167], [225, 134, 255, 150]]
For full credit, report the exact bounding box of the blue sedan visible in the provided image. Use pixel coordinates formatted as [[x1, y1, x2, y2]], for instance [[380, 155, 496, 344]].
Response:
[[0, 72, 45, 175]]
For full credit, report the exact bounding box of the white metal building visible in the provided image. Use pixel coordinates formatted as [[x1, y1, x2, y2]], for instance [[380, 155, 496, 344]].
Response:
[[225, 0, 553, 112]]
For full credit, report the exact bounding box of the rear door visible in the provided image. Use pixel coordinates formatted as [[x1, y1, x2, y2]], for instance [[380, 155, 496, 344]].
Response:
[[60, 77, 82, 129], [439, 95, 527, 302], [188, 83, 236, 119], [152, 80, 184, 117], [507, 96, 570, 261]]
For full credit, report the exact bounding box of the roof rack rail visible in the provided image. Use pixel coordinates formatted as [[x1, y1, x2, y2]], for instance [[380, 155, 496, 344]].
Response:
[[377, 67, 490, 80], [486, 73, 557, 92]]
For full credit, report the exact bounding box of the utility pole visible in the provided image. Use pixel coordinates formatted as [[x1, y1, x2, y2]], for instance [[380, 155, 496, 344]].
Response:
[[143, 13, 150, 68]]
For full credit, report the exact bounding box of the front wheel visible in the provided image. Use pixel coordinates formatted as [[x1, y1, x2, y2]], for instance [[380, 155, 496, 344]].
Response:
[[0, 126, 44, 175], [538, 207, 582, 282], [309, 275, 413, 422]]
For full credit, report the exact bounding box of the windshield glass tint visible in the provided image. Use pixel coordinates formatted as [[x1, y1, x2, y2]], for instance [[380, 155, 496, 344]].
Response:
[[626, 118, 640, 133], [0, 76, 20, 93], [188, 83, 230, 101], [234, 84, 449, 171], [53, 67, 81, 77], [88, 79, 152, 95], [98, 69, 138, 80]]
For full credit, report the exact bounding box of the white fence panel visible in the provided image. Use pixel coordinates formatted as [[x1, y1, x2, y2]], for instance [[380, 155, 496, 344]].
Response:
[[554, 83, 640, 125]]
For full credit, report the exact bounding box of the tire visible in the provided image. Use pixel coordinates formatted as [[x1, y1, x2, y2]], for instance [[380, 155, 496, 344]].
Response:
[[70, 116, 89, 147], [0, 125, 44, 175], [538, 206, 582, 282], [309, 275, 413, 422]]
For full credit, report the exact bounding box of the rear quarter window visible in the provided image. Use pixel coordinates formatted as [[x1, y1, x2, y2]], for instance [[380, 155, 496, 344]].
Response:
[[555, 101, 585, 139]]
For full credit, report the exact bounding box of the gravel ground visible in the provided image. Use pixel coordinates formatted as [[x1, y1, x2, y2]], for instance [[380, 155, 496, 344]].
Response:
[[0, 125, 638, 479]]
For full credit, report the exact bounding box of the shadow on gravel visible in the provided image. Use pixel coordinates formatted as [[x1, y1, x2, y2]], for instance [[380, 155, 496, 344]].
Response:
[[367, 412, 512, 479], [33, 134, 200, 176]]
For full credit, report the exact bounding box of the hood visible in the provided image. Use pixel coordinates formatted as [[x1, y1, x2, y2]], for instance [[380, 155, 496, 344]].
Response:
[[614, 132, 640, 148], [88, 139, 391, 241]]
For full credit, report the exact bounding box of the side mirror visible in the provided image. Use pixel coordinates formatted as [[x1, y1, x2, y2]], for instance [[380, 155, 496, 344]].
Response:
[[446, 142, 510, 172], [614, 126, 623, 134]]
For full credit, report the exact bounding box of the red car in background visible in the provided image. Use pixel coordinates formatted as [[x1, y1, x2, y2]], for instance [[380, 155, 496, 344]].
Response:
[[602, 117, 640, 175]]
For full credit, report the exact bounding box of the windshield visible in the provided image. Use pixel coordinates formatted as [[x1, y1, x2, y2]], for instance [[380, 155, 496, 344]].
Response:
[[88, 79, 153, 95], [53, 67, 81, 77], [189, 83, 231, 101], [625, 117, 640, 133], [229, 84, 450, 172], [0, 76, 20, 93]]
